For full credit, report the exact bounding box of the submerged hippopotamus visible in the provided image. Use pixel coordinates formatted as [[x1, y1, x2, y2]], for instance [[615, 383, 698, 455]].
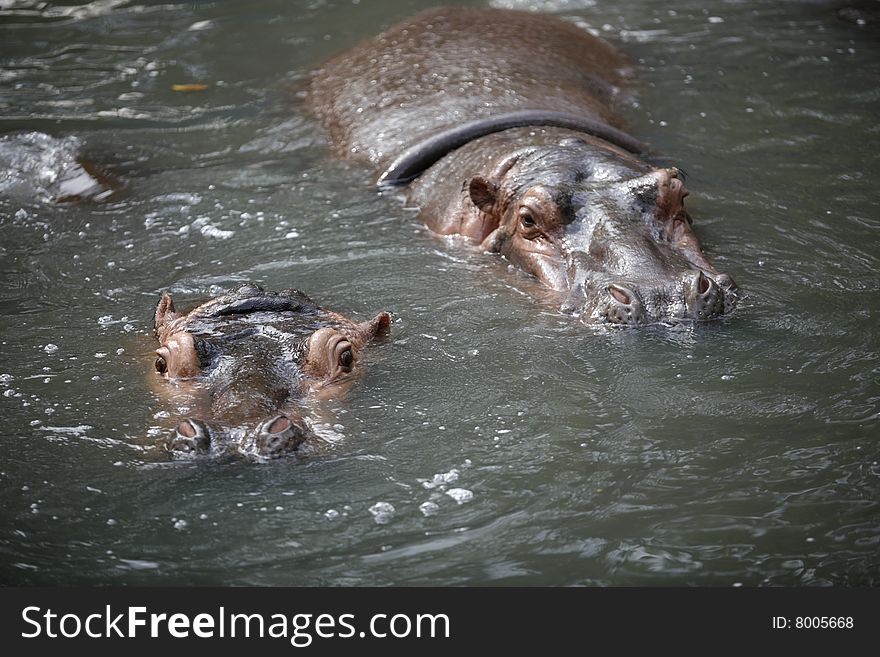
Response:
[[152, 283, 390, 458], [307, 7, 737, 325], [0, 132, 119, 203]]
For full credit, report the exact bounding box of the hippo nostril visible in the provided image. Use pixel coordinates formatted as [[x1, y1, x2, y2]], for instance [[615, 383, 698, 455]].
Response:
[[177, 419, 196, 438], [254, 414, 308, 457], [697, 271, 711, 295], [600, 284, 646, 325], [267, 415, 291, 434], [167, 418, 211, 454], [608, 284, 632, 305], [686, 271, 727, 320]]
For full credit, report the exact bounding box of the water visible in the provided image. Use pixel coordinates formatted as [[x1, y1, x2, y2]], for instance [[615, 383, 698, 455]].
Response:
[[1, 0, 878, 586]]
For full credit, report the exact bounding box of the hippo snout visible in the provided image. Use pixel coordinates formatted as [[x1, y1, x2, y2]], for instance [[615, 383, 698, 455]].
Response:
[[164, 414, 311, 458], [587, 270, 736, 326]]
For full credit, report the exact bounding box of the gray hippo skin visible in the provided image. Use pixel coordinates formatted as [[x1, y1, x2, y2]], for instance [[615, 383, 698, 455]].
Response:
[[152, 283, 390, 458], [307, 7, 737, 325]]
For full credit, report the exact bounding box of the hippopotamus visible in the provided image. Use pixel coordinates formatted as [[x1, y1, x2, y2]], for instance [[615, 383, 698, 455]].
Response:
[[151, 283, 390, 458], [307, 7, 737, 325]]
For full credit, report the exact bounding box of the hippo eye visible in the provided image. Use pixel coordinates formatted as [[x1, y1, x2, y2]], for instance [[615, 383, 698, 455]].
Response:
[[339, 349, 353, 369], [155, 356, 167, 374], [519, 207, 536, 229]]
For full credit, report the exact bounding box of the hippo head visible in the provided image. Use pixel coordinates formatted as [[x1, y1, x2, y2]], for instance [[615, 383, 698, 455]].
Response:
[[461, 136, 737, 325], [152, 283, 390, 458]]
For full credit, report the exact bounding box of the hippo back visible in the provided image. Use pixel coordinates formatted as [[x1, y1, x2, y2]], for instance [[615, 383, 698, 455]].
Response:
[[307, 7, 632, 175]]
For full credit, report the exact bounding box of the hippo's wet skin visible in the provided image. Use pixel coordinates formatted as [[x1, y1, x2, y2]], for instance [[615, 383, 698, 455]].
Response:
[[307, 7, 738, 326], [152, 284, 390, 458]]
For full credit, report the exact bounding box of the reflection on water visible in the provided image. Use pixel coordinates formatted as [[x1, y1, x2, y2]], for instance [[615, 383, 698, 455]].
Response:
[[0, 0, 878, 585]]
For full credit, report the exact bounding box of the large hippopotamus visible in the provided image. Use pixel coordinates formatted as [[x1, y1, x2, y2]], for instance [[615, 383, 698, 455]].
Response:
[[152, 283, 390, 458], [307, 7, 737, 325]]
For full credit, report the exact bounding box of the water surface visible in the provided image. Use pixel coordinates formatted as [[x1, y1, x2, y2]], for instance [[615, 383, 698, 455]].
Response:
[[1, 0, 878, 585]]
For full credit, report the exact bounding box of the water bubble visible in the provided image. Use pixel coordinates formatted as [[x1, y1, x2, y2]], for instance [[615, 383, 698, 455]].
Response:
[[419, 501, 439, 517], [368, 501, 395, 524], [324, 509, 340, 519], [446, 488, 474, 505], [43, 344, 58, 354], [198, 223, 234, 239], [421, 468, 460, 490], [173, 519, 188, 530], [107, 519, 117, 526]]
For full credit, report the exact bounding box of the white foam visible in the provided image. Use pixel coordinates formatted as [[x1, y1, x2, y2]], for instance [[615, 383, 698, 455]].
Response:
[[421, 468, 460, 490], [445, 488, 474, 505], [368, 501, 395, 524]]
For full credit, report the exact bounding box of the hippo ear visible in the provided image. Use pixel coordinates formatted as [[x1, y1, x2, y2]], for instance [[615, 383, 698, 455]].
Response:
[[154, 292, 177, 335], [362, 312, 392, 339], [467, 175, 498, 213]]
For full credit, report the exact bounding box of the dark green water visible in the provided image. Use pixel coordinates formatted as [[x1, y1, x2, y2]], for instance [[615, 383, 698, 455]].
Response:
[[1, 0, 878, 585]]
